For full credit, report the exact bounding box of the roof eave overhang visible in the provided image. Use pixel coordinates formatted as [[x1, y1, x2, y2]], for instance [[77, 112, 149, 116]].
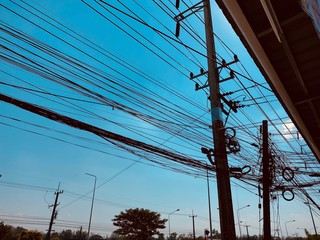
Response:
[[215, 0, 320, 162]]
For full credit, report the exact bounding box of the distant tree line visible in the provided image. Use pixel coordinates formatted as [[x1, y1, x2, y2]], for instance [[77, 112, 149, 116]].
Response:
[[1, 221, 216, 240], [0, 221, 43, 240], [2, 205, 319, 240]]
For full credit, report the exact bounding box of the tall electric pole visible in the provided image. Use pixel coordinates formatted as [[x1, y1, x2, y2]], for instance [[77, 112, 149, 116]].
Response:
[[262, 120, 271, 239], [46, 185, 63, 240], [203, 0, 236, 239], [245, 223, 250, 239], [189, 211, 197, 240]]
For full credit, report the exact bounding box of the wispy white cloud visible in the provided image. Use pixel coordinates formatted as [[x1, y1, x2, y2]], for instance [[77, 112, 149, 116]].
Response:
[[280, 121, 297, 139]]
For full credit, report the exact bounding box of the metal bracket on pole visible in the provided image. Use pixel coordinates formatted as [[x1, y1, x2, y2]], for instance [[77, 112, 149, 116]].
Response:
[[201, 147, 215, 165], [190, 68, 208, 80], [219, 70, 235, 83], [175, 0, 180, 9], [174, 1, 204, 37], [191, 57, 237, 80], [195, 82, 209, 91], [219, 94, 238, 113], [217, 55, 239, 70], [191, 61, 236, 95]]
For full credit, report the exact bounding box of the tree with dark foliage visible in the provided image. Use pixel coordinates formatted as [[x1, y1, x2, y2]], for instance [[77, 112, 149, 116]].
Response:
[[112, 208, 167, 240], [0, 222, 15, 240], [19, 230, 43, 240]]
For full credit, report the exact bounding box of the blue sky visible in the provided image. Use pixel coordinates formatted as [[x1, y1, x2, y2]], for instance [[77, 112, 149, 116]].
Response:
[[0, 0, 319, 238]]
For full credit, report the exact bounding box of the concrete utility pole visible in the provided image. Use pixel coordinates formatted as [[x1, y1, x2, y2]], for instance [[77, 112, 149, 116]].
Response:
[[244, 223, 250, 239], [262, 120, 271, 239], [189, 211, 197, 240], [46, 185, 63, 240], [85, 173, 97, 240], [203, 0, 236, 239]]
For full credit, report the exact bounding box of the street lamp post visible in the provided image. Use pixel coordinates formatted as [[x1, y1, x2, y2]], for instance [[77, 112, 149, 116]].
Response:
[[206, 164, 213, 240], [305, 199, 318, 236], [237, 205, 250, 237], [168, 209, 180, 238], [285, 220, 295, 237], [85, 173, 97, 240]]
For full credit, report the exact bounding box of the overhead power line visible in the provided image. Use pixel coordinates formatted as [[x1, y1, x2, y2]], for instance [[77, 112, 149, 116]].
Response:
[[0, 93, 212, 177]]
